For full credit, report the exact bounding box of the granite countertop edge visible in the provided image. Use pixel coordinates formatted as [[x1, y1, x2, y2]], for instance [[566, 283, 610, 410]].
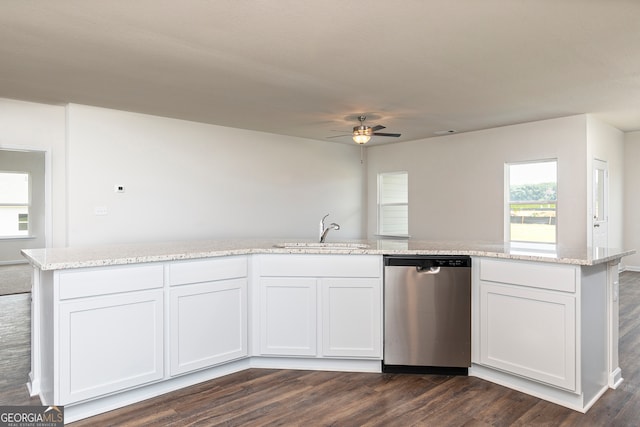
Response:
[[20, 239, 636, 271]]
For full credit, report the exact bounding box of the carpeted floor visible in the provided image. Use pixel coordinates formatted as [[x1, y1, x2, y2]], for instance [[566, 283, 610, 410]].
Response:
[[0, 263, 32, 295]]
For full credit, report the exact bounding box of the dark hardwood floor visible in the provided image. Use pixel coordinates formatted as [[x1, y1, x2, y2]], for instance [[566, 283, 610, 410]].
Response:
[[2, 273, 639, 425], [0, 293, 40, 406]]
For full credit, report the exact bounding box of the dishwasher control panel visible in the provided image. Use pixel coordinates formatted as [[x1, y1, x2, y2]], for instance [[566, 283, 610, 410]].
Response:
[[384, 255, 471, 268]]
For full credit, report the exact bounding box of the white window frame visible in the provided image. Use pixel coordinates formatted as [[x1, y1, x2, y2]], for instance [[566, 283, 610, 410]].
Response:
[[505, 159, 557, 246], [377, 171, 409, 238]]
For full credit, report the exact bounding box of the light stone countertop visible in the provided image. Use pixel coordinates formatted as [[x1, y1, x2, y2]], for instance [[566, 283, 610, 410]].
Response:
[[20, 239, 635, 271]]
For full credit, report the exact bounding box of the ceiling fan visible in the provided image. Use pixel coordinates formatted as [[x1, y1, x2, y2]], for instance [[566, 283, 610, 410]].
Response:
[[328, 115, 401, 144]]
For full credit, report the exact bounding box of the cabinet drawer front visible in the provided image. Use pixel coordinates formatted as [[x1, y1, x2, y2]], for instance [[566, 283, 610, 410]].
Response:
[[58, 264, 164, 299], [258, 254, 381, 277], [479, 258, 576, 292], [169, 256, 247, 286]]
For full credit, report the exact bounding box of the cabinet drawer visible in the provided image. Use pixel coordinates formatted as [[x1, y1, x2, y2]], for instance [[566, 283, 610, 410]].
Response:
[[58, 264, 164, 300], [479, 258, 576, 292], [169, 256, 247, 286], [258, 254, 381, 277]]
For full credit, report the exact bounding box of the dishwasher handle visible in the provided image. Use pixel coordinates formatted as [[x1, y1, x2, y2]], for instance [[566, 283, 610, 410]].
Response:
[[416, 266, 441, 274]]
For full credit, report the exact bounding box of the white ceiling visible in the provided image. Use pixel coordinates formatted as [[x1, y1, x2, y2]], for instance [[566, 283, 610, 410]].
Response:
[[2, 1, 640, 145]]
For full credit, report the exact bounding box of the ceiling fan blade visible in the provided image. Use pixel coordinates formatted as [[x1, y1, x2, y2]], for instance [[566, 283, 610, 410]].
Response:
[[371, 125, 386, 132], [373, 132, 401, 137]]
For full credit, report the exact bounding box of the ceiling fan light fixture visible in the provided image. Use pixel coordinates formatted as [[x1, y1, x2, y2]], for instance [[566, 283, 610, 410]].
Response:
[[352, 126, 371, 144], [352, 133, 371, 144]]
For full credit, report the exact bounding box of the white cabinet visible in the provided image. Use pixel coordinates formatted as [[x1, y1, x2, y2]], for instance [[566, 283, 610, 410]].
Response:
[[257, 254, 382, 359], [57, 265, 164, 404], [168, 257, 248, 376], [259, 278, 317, 356], [321, 278, 381, 358], [476, 258, 578, 391], [479, 282, 576, 390]]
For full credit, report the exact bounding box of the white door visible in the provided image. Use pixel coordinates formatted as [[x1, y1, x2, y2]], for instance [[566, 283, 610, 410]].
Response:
[[321, 278, 382, 358], [479, 281, 576, 390], [59, 289, 164, 404], [260, 278, 317, 356], [592, 159, 608, 248], [169, 278, 247, 376]]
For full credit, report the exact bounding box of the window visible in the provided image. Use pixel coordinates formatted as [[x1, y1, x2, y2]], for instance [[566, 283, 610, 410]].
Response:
[[506, 161, 557, 244], [0, 172, 30, 237], [378, 171, 408, 236]]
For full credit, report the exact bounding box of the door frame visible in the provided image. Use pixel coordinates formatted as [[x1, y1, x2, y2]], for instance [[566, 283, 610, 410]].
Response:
[[592, 158, 608, 248], [0, 145, 51, 257]]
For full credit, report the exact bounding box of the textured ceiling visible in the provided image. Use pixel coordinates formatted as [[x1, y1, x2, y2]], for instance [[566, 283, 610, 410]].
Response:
[[1, 0, 640, 145]]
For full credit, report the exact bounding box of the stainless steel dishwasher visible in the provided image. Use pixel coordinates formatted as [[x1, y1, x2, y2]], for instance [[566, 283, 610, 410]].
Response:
[[383, 255, 471, 375]]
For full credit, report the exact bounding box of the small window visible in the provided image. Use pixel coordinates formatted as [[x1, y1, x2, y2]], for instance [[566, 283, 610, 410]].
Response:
[[0, 172, 30, 237], [378, 172, 408, 236], [506, 161, 557, 244]]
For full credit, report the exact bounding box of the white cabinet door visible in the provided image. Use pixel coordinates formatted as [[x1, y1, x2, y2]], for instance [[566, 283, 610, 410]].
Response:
[[479, 281, 576, 390], [169, 278, 247, 376], [260, 278, 317, 356], [321, 278, 382, 358], [59, 289, 164, 404]]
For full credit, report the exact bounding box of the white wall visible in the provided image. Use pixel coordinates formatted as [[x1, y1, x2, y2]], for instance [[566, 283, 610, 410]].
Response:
[[366, 115, 588, 247], [0, 98, 632, 255], [586, 116, 624, 249], [0, 98, 66, 249], [66, 104, 365, 246], [624, 131, 640, 269]]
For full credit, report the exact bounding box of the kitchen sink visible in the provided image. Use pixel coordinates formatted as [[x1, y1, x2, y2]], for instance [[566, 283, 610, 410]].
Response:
[[273, 242, 370, 250]]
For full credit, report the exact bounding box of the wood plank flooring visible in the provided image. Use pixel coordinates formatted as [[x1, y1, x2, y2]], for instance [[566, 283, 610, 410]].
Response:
[[0, 293, 40, 406], [2, 272, 639, 425]]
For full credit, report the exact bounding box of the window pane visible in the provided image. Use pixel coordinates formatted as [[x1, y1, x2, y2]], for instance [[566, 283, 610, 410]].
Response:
[[594, 168, 605, 221], [380, 205, 408, 235], [0, 172, 29, 204], [0, 207, 29, 236], [380, 173, 408, 204], [378, 172, 408, 236], [0, 172, 29, 237], [508, 161, 557, 244]]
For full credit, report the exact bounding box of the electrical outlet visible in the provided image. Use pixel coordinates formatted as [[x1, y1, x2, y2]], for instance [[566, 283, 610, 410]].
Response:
[[114, 185, 125, 193]]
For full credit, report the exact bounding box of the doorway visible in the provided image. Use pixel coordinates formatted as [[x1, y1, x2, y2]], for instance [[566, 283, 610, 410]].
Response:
[[0, 148, 45, 295]]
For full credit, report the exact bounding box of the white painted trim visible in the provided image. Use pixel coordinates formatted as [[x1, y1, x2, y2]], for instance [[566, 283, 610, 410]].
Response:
[[470, 364, 607, 414], [609, 367, 624, 389]]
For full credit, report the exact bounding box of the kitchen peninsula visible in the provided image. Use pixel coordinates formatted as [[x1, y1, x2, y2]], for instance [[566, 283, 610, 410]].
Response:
[[22, 239, 633, 423]]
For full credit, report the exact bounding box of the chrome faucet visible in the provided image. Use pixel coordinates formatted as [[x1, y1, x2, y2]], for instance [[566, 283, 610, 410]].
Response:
[[319, 214, 340, 243]]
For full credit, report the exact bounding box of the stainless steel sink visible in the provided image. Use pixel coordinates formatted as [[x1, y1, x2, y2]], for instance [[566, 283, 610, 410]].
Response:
[[273, 242, 370, 250]]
